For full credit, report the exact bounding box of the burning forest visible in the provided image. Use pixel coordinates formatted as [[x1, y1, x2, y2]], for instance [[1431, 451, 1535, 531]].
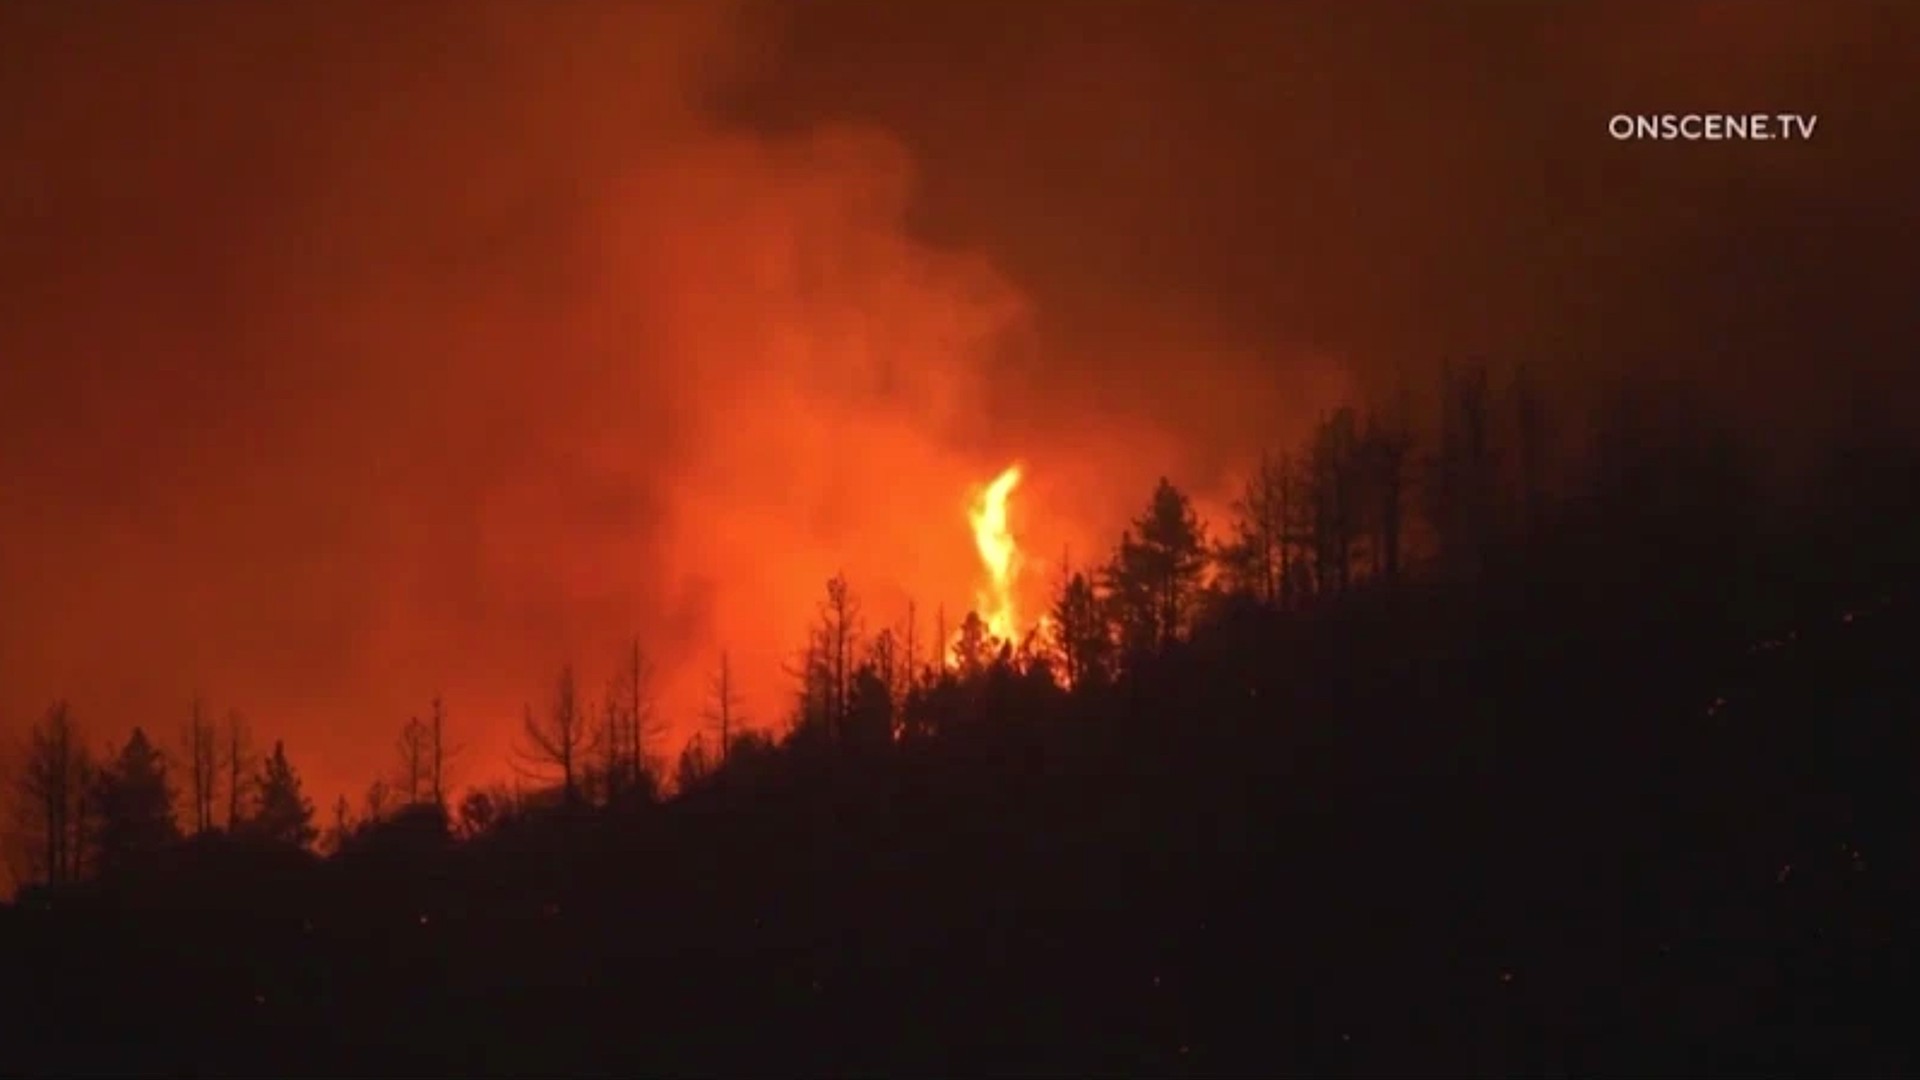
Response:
[[3, 0, 1918, 1075]]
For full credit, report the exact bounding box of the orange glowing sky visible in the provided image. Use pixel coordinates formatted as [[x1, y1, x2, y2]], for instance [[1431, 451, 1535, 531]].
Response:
[[1, 0, 1915, 846]]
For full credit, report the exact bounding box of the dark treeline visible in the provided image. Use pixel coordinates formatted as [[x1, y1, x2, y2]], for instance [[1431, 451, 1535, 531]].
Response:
[[4, 362, 1918, 1076]]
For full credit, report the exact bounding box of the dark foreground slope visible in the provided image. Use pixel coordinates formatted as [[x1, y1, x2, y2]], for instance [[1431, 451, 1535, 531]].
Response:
[[4, 583, 1917, 1078]]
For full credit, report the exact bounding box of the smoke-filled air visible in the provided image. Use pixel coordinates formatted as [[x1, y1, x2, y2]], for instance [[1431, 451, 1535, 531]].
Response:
[[0, 1, 1245, 816], [3, 1, 1919, 1074]]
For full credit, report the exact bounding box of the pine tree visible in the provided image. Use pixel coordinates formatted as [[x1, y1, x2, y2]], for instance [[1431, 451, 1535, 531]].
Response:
[[248, 740, 317, 850], [951, 610, 993, 679], [1106, 478, 1209, 655], [91, 727, 180, 875], [1050, 569, 1114, 689]]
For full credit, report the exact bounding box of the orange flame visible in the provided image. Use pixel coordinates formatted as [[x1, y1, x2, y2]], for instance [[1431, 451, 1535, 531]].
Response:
[[968, 463, 1025, 644]]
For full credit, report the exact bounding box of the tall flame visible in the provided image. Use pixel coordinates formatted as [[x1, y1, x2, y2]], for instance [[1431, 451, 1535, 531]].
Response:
[[968, 463, 1025, 643]]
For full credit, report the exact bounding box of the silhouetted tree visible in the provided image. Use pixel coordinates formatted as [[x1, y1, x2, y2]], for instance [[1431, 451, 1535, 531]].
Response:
[[1307, 409, 1363, 594], [788, 574, 866, 745], [1428, 361, 1499, 578], [845, 662, 895, 753], [867, 629, 899, 713], [516, 664, 594, 806], [223, 709, 254, 831], [397, 714, 431, 804], [248, 740, 316, 850], [1106, 478, 1209, 655], [819, 573, 862, 740], [1360, 412, 1413, 585], [363, 778, 395, 825], [787, 632, 829, 740], [1050, 567, 1114, 689], [324, 794, 354, 855], [602, 640, 662, 802], [950, 610, 994, 679], [726, 728, 778, 767], [181, 695, 218, 835], [900, 599, 922, 700], [350, 799, 451, 857], [16, 701, 93, 886], [901, 668, 964, 743], [701, 650, 745, 766], [1011, 618, 1051, 676], [90, 727, 179, 876], [1512, 363, 1550, 546], [935, 604, 949, 673], [593, 689, 624, 806], [14, 362, 1920, 1078], [456, 787, 501, 839], [1219, 450, 1294, 605], [427, 695, 455, 808], [675, 734, 714, 794]]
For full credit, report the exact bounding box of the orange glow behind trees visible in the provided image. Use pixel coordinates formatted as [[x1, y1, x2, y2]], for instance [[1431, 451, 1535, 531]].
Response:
[[6, 1, 1906, 896], [0, 1, 1370, 861]]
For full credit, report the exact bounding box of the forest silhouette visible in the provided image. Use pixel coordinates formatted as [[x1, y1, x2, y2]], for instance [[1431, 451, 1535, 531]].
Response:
[[6, 361, 1917, 1075]]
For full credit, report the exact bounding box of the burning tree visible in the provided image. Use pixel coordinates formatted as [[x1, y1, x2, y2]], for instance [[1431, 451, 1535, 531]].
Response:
[[950, 610, 994, 679], [968, 465, 1027, 641]]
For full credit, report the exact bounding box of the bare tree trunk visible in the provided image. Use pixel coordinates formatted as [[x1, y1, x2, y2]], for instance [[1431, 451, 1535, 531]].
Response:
[[718, 651, 733, 763], [626, 641, 648, 791], [183, 695, 218, 835], [702, 650, 742, 766], [515, 665, 592, 807], [598, 692, 622, 806], [224, 710, 252, 831], [1514, 363, 1548, 548], [1279, 455, 1296, 609], [902, 600, 919, 693], [936, 605, 948, 671], [397, 716, 431, 804], [429, 696, 449, 808], [558, 671, 579, 804], [19, 702, 95, 886]]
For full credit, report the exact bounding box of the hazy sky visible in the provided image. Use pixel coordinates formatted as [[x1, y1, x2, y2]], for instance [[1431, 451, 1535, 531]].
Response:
[[2, 1, 1915, 828]]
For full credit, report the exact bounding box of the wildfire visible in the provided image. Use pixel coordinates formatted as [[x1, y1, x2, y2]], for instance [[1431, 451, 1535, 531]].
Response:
[[968, 463, 1025, 643]]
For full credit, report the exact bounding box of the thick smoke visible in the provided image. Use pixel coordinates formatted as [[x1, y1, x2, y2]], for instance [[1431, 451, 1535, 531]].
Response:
[[0, 1, 1063, 810], [2, 0, 1915, 833]]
